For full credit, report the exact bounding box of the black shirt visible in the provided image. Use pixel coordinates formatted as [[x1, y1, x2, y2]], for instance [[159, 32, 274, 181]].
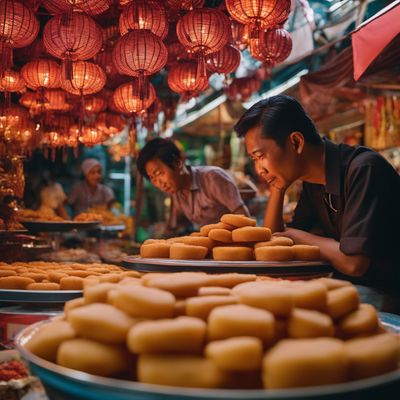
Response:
[[289, 138, 400, 289]]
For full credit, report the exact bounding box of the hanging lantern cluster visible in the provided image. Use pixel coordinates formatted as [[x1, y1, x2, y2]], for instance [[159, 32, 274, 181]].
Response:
[[42, 0, 111, 16], [95, 112, 125, 136]]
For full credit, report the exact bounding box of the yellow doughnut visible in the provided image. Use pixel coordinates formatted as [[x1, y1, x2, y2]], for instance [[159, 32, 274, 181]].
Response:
[[140, 243, 170, 258], [200, 222, 234, 236], [204, 273, 257, 288], [0, 276, 35, 289], [292, 282, 328, 312], [186, 295, 238, 320], [292, 245, 321, 260], [287, 308, 334, 338], [59, 276, 84, 290], [127, 316, 206, 354], [263, 338, 348, 388], [26, 282, 60, 290], [212, 246, 253, 261], [57, 339, 129, 377], [0, 270, 17, 277], [190, 232, 203, 237], [255, 237, 294, 248], [208, 229, 232, 243], [205, 337, 263, 371], [64, 297, 85, 315], [25, 321, 76, 362], [232, 227, 271, 242], [254, 246, 294, 261], [326, 286, 360, 320], [182, 236, 215, 250], [169, 243, 208, 260], [198, 286, 232, 296], [220, 214, 257, 228], [84, 282, 116, 304]]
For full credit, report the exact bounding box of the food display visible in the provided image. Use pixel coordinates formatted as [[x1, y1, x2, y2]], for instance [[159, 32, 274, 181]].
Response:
[[0, 261, 139, 291], [16, 209, 65, 222], [140, 214, 321, 262], [21, 273, 399, 390]]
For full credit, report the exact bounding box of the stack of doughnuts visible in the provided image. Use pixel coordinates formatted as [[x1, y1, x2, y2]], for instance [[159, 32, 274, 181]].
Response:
[[140, 214, 321, 262], [24, 273, 400, 389]]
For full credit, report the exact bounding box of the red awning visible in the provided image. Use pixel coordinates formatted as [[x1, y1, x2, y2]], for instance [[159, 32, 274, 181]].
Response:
[[352, 1, 400, 81]]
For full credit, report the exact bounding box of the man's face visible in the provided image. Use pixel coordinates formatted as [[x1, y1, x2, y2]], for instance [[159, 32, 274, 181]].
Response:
[[245, 126, 300, 189], [86, 165, 102, 187], [145, 158, 180, 194]]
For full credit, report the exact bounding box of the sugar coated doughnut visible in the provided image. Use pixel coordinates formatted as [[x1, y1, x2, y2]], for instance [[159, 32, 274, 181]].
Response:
[[344, 333, 399, 380], [68, 303, 136, 344], [170, 243, 208, 260], [212, 247, 253, 261], [238, 283, 294, 317], [186, 295, 238, 320], [208, 229, 232, 243], [25, 321, 76, 362], [200, 222, 234, 236], [113, 285, 175, 318], [255, 237, 294, 248], [140, 243, 170, 258], [0, 270, 17, 277], [232, 226, 271, 243], [182, 236, 215, 250], [138, 355, 226, 388], [287, 308, 334, 338], [26, 282, 60, 290], [0, 276, 35, 289], [208, 304, 275, 342], [336, 303, 379, 339], [144, 272, 210, 298], [57, 338, 129, 377], [206, 337, 263, 371], [326, 286, 359, 320], [20, 272, 48, 282], [198, 286, 232, 296], [220, 214, 256, 228], [292, 245, 321, 260], [84, 283, 116, 304], [263, 338, 348, 389], [204, 273, 257, 288], [254, 246, 294, 261], [292, 282, 328, 312], [127, 316, 206, 354]]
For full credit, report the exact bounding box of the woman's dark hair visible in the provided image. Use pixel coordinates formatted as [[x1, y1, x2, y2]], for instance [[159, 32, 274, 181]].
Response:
[[234, 95, 322, 146], [137, 138, 182, 179]]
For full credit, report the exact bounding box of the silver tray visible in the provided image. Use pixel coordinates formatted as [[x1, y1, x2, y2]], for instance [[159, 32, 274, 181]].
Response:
[[15, 314, 400, 400], [20, 220, 101, 233], [97, 224, 126, 232], [0, 289, 82, 303], [123, 256, 332, 276]]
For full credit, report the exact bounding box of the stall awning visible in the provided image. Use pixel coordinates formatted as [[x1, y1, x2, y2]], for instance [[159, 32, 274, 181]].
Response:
[[352, 1, 400, 81]]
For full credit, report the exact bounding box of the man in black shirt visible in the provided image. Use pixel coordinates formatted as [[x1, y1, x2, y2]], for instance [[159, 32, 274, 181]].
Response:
[[234, 95, 400, 289]]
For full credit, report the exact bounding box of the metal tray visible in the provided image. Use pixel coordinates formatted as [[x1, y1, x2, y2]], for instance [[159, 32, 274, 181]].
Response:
[[97, 224, 126, 232], [15, 314, 400, 400], [123, 256, 332, 276], [0, 289, 82, 303], [20, 220, 101, 233]]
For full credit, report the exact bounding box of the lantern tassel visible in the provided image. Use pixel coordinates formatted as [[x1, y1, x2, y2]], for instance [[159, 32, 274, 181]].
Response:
[[138, 73, 148, 100], [62, 58, 73, 81], [197, 56, 207, 79], [0, 42, 13, 76]]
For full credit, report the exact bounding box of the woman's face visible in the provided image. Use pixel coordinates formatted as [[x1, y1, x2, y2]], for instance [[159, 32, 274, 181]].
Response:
[[85, 165, 102, 187], [145, 158, 181, 194]]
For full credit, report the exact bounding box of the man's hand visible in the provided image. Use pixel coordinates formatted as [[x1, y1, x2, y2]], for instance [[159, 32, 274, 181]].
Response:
[[273, 227, 305, 243]]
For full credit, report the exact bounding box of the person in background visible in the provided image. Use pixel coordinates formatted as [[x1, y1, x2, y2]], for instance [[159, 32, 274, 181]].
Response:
[[68, 158, 115, 216], [38, 173, 68, 219], [136, 138, 250, 230], [234, 95, 400, 291]]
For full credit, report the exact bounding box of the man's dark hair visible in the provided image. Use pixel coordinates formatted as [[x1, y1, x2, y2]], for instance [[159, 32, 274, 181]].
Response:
[[137, 138, 182, 179], [234, 95, 322, 146]]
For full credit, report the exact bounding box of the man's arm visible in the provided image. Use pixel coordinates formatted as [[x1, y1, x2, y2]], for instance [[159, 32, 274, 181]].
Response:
[[276, 228, 370, 276], [263, 188, 285, 232]]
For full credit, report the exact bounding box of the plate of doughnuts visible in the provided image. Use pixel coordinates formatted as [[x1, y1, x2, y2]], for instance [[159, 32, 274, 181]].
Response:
[[20, 220, 101, 233], [15, 272, 400, 400]]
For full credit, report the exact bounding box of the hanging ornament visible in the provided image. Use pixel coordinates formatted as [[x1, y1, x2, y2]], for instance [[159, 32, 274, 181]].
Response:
[[113, 79, 156, 114], [79, 126, 105, 146], [95, 112, 125, 136], [259, 27, 292, 65], [84, 95, 107, 114], [176, 8, 230, 78], [21, 59, 61, 90], [206, 45, 241, 75], [166, 0, 204, 11], [226, 76, 261, 101], [42, 0, 111, 16], [0, 69, 25, 106], [119, 0, 168, 39], [230, 20, 250, 50], [0, 0, 39, 73]]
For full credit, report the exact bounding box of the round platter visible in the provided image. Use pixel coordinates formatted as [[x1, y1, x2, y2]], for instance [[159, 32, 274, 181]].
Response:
[[97, 224, 126, 232], [15, 314, 400, 400], [0, 289, 82, 304], [20, 220, 101, 233], [123, 256, 332, 277]]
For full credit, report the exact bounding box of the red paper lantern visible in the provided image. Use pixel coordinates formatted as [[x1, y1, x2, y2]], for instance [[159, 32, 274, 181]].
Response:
[[119, 0, 168, 39], [84, 95, 107, 114], [226, 0, 291, 33], [42, 0, 111, 16], [176, 8, 230, 76], [102, 25, 120, 46], [0, 104, 29, 129], [61, 61, 106, 96], [113, 79, 156, 114], [168, 60, 208, 97], [95, 50, 119, 80], [79, 126, 105, 146], [259, 28, 292, 65], [21, 59, 61, 90], [230, 20, 250, 50], [112, 30, 167, 78], [227, 76, 261, 101], [206, 45, 241, 74], [20, 89, 72, 112], [95, 112, 125, 136], [43, 12, 102, 75], [166, 0, 204, 11], [0, 0, 39, 72], [0, 69, 25, 92]]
